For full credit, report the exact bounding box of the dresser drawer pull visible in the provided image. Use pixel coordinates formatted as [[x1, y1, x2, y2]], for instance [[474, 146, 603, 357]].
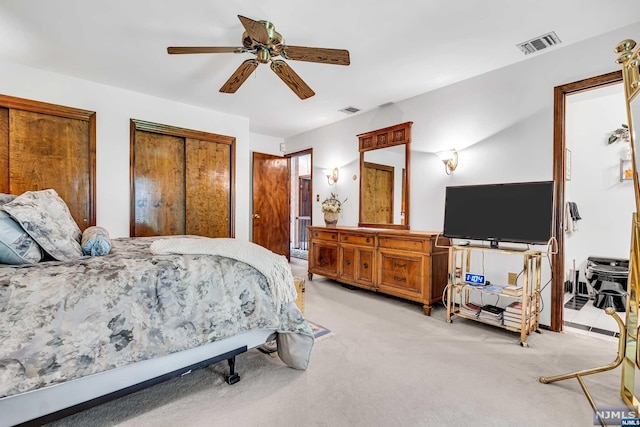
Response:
[[344, 236, 349, 241], [394, 276, 406, 282], [363, 263, 369, 269], [346, 260, 351, 265], [366, 238, 371, 243], [394, 262, 407, 268], [319, 257, 328, 266]]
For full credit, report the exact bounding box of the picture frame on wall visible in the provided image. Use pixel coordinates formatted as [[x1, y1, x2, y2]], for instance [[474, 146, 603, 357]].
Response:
[[621, 159, 633, 182], [565, 148, 571, 181]]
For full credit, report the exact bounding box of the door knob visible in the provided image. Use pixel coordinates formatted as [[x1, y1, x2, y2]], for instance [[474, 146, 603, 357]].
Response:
[[253, 213, 261, 219]]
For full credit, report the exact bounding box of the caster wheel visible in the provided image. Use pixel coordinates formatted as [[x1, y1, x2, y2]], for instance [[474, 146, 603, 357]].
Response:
[[225, 373, 241, 385]]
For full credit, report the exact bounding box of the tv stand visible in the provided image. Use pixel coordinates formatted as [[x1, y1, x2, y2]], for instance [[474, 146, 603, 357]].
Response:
[[445, 244, 542, 346]]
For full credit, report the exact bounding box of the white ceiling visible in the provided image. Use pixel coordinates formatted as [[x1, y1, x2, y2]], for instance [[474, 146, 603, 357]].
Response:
[[1, 0, 640, 139]]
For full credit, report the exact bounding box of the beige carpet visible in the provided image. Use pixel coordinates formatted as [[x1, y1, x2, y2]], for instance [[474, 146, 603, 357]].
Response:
[[48, 258, 625, 427]]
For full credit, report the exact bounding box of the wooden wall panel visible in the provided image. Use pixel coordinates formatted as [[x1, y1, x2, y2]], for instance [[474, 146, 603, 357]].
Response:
[[132, 130, 185, 237], [185, 138, 231, 238], [0, 108, 8, 193], [9, 109, 91, 228]]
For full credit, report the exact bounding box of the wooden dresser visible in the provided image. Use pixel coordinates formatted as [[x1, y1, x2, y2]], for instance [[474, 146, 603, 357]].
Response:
[[308, 226, 449, 315]]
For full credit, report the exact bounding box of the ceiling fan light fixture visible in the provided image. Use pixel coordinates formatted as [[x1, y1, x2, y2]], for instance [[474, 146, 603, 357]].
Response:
[[256, 48, 271, 63], [168, 15, 350, 100]]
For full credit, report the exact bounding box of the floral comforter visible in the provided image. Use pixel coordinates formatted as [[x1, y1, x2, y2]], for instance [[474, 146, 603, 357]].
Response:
[[0, 237, 313, 398]]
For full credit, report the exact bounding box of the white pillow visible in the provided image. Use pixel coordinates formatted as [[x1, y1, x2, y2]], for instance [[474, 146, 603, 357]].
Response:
[[0, 209, 43, 264], [3, 189, 82, 262]]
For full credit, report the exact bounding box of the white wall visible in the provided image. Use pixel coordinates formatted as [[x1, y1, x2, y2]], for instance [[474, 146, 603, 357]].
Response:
[[565, 85, 634, 283], [0, 60, 252, 240], [250, 133, 284, 157], [284, 21, 640, 326]]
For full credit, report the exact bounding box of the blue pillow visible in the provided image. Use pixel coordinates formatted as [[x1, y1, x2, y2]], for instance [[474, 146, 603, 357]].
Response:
[[81, 226, 111, 256], [0, 209, 43, 265]]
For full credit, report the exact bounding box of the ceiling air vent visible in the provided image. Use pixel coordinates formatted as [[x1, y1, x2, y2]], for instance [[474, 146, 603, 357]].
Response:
[[339, 106, 360, 114], [517, 31, 561, 55]]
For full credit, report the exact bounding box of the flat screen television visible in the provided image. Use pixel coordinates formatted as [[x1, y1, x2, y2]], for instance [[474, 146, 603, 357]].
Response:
[[443, 181, 554, 247]]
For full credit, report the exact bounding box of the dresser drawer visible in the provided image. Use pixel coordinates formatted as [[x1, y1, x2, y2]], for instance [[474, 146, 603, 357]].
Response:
[[311, 230, 338, 242], [340, 233, 374, 246], [378, 236, 430, 253], [380, 254, 421, 277], [380, 270, 421, 292]]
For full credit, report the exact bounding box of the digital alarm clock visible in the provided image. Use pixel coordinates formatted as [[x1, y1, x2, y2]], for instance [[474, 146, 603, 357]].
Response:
[[465, 273, 486, 285]]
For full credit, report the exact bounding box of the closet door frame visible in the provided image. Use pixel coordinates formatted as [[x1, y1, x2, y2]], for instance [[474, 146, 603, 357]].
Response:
[[129, 119, 236, 237], [0, 94, 96, 226]]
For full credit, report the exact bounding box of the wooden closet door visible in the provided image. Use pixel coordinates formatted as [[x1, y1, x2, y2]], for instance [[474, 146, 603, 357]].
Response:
[[185, 138, 231, 237], [132, 131, 185, 236], [131, 120, 235, 238], [9, 109, 92, 229]]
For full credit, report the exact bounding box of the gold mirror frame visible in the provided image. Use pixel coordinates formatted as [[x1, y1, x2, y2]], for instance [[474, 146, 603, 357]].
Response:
[[616, 38, 640, 410], [357, 122, 412, 230]]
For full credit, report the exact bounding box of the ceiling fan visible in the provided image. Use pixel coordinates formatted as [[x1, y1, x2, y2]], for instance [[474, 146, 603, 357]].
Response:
[[167, 15, 350, 100]]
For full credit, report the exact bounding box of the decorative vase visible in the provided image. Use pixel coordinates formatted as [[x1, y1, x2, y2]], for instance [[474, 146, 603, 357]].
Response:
[[324, 212, 338, 227]]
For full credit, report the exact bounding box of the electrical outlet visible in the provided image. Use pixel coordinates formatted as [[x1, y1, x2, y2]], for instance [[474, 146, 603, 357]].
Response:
[[508, 272, 518, 285]]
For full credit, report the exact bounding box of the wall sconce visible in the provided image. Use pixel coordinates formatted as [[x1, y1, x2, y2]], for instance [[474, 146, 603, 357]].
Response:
[[323, 167, 339, 185], [436, 149, 458, 175]]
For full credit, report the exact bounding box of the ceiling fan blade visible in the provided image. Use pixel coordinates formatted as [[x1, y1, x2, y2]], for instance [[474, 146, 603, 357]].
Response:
[[282, 46, 350, 65], [219, 59, 259, 94], [270, 60, 315, 100], [238, 15, 270, 45], [167, 46, 243, 54]]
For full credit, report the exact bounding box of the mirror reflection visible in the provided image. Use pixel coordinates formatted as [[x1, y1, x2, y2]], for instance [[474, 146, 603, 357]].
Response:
[[361, 145, 406, 224]]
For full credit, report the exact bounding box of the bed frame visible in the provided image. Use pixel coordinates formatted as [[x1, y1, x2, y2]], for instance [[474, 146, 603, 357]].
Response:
[[0, 329, 275, 427]]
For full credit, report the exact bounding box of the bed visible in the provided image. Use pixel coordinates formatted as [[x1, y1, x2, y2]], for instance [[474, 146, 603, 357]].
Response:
[[0, 190, 314, 426]]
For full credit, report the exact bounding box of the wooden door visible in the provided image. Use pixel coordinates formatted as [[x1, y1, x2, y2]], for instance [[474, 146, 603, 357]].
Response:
[[252, 152, 290, 259], [299, 177, 311, 217], [132, 130, 185, 237], [362, 162, 394, 223], [0, 95, 96, 231]]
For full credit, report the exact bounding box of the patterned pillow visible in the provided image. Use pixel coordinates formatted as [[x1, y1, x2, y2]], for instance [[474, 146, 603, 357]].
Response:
[[0, 209, 43, 264], [0, 194, 17, 205], [81, 226, 112, 256], [3, 189, 82, 262]]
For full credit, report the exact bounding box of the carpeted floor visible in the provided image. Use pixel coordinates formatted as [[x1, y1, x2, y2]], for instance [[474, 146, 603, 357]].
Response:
[[47, 258, 625, 427]]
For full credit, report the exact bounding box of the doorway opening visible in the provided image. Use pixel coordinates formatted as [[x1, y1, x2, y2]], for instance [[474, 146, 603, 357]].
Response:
[[562, 81, 631, 338], [289, 149, 312, 260], [552, 70, 624, 333]]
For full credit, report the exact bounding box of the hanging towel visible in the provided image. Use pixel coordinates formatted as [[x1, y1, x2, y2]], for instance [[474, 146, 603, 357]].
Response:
[[567, 201, 582, 221], [564, 202, 577, 234]]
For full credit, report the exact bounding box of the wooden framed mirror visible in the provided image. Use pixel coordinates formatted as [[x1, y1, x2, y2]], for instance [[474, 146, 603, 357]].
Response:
[[357, 122, 411, 230]]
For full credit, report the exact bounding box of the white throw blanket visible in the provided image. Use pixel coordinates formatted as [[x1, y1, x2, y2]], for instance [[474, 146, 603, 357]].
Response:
[[149, 237, 297, 307]]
